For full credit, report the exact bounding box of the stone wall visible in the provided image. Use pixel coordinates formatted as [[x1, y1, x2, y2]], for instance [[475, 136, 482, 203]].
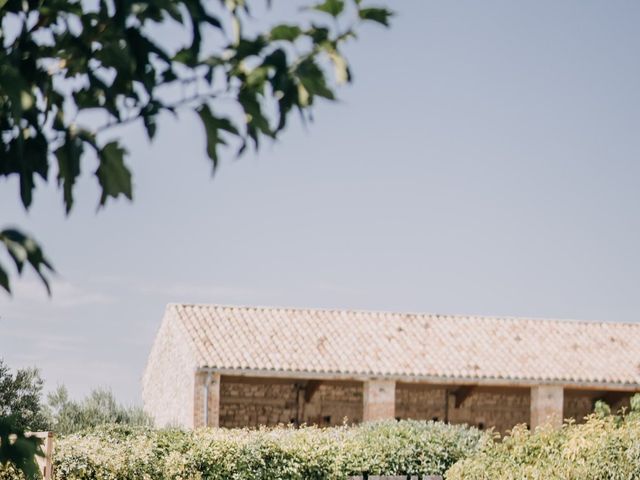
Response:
[[219, 378, 363, 428], [395, 386, 447, 422], [395, 385, 530, 434], [451, 389, 530, 433], [303, 383, 363, 426], [219, 380, 299, 427], [204, 376, 633, 433], [564, 391, 633, 424], [564, 393, 593, 424], [142, 311, 196, 428], [220, 380, 533, 433], [396, 387, 633, 432]]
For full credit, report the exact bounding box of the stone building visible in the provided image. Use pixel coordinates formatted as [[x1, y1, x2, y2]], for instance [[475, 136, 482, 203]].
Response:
[[142, 304, 640, 433]]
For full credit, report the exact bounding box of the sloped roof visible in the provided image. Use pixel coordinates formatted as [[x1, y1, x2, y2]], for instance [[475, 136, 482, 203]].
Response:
[[165, 303, 640, 388]]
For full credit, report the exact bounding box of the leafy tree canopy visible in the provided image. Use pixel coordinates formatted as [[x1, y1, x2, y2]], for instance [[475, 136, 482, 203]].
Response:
[[0, 359, 49, 478], [48, 386, 152, 435], [0, 359, 49, 432], [0, 0, 392, 294]]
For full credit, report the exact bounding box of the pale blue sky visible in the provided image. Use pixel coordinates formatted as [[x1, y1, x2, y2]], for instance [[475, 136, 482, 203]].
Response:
[[1, 1, 640, 403]]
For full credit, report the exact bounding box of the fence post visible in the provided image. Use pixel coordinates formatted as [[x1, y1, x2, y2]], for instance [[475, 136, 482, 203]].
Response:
[[26, 431, 53, 480]]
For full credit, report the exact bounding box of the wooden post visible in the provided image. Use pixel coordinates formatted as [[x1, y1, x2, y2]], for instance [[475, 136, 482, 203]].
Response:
[[27, 431, 53, 480], [531, 385, 563, 430], [363, 380, 396, 422]]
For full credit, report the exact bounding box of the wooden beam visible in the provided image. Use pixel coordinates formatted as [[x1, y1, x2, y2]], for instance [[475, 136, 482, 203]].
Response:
[[295, 383, 305, 426], [396, 382, 449, 392], [452, 386, 475, 408], [444, 389, 449, 423], [221, 375, 359, 388], [221, 375, 297, 385], [208, 368, 640, 392], [398, 383, 528, 397], [304, 380, 322, 403], [473, 386, 529, 396], [222, 396, 288, 407]]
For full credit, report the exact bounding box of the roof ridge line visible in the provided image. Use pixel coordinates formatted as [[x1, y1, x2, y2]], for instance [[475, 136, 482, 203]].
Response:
[[165, 303, 638, 328]]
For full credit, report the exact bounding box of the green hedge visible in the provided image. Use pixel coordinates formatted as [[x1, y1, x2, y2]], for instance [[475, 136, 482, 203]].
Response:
[[8, 403, 640, 480], [447, 398, 640, 480], [1, 420, 483, 480]]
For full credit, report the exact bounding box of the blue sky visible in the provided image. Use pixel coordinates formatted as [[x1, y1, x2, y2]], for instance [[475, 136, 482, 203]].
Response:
[[1, 0, 640, 404]]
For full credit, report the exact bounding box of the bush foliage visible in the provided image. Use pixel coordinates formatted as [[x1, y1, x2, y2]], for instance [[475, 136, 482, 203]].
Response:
[[5, 399, 640, 480], [0, 420, 483, 480], [447, 398, 640, 480]]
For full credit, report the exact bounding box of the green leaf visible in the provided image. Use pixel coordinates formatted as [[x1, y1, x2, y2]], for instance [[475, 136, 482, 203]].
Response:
[[55, 133, 84, 214], [238, 89, 274, 148], [95, 142, 132, 205], [270, 24, 302, 42], [141, 101, 161, 141], [0, 262, 10, 293], [307, 25, 330, 44], [197, 105, 239, 170], [358, 7, 393, 26], [143, 115, 157, 140], [295, 58, 335, 101], [4, 238, 27, 274], [173, 47, 197, 66], [0, 229, 54, 296], [312, 0, 345, 17], [234, 37, 267, 60]]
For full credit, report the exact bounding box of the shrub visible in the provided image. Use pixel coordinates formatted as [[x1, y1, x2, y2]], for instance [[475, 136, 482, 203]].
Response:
[[447, 399, 640, 480], [339, 420, 485, 476], [7, 405, 640, 479], [0, 420, 484, 480]]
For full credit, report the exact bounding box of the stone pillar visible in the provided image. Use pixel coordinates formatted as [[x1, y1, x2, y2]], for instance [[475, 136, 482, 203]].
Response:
[[194, 372, 221, 428], [206, 372, 221, 428], [363, 379, 396, 422], [530, 385, 563, 430]]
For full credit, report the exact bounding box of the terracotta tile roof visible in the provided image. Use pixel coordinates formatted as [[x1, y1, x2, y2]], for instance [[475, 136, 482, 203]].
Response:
[[166, 303, 640, 387]]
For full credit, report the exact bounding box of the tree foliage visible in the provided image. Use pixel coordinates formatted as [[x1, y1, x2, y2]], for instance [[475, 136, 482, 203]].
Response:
[[0, 360, 47, 480], [0, 0, 392, 294], [0, 360, 49, 432], [47, 386, 152, 435]]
